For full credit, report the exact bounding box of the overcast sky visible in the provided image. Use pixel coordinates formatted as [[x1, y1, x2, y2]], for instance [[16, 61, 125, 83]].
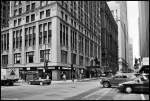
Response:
[[127, 1, 140, 59]]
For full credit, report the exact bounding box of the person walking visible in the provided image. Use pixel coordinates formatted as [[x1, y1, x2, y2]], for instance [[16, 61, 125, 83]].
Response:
[[63, 73, 66, 81]]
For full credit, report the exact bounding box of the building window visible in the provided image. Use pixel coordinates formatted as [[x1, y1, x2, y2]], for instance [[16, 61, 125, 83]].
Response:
[[14, 20, 17, 27], [14, 53, 21, 64], [1, 35, 3, 51], [19, 1, 22, 5], [60, 23, 62, 46], [43, 23, 47, 44], [18, 18, 21, 25], [31, 3, 35, 10], [13, 31, 15, 49], [33, 26, 36, 46], [65, 14, 68, 22], [7, 33, 9, 50], [26, 5, 30, 12], [2, 55, 8, 66], [16, 30, 19, 48], [25, 28, 28, 47], [46, 9, 50, 17], [26, 51, 34, 63], [48, 22, 52, 44], [14, 9, 17, 16], [26, 16, 29, 23], [79, 55, 83, 66], [20, 29, 22, 48], [19, 8, 22, 15], [29, 27, 32, 46], [71, 53, 76, 64], [40, 49, 50, 62], [61, 11, 64, 19], [31, 14, 35, 21], [4, 34, 6, 50], [61, 50, 67, 64], [41, 1, 46, 7], [66, 26, 68, 48], [39, 24, 42, 45], [40, 11, 44, 19]]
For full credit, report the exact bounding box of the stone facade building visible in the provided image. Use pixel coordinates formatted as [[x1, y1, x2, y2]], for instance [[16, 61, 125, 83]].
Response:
[[100, 1, 118, 74], [107, 1, 129, 72], [1, 1, 102, 80]]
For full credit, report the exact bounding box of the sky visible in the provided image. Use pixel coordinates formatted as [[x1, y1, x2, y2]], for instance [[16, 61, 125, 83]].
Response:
[[127, 1, 140, 59]]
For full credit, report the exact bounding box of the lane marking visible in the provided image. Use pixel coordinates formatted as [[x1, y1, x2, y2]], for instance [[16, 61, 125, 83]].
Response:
[[140, 94, 146, 100]]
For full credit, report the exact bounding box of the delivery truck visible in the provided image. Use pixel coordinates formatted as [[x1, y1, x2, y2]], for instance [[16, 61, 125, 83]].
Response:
[[1, 68, 19, 86]]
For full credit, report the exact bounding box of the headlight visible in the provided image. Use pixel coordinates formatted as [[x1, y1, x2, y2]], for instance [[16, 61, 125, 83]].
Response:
[[118, 84, 123, 86]]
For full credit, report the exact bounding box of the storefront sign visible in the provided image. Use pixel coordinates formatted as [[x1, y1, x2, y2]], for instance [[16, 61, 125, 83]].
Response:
[[48, 67, 55, 69], [62, 67, 70, 69]]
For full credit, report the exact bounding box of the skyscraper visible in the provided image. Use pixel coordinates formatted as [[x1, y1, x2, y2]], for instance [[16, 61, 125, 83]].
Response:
[[107, 1, 129, 73], [100, 1, 118, 74], [138, 1, 149, 58]]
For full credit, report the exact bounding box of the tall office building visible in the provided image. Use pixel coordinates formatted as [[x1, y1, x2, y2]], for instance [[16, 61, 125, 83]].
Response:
[[138, 1, 149, 58], [107, 1, 129, 72], [100, 1, 118, 74], [1, 1, 10, 28], [1, 1, 101, 80], [128, 38, 133, 70]]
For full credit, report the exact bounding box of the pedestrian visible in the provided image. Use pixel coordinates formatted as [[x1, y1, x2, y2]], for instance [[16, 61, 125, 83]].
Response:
[[63, 73, 66, 81]]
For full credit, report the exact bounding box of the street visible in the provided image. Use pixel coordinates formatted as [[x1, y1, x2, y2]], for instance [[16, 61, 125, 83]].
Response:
[[1, 79, 149, 100]]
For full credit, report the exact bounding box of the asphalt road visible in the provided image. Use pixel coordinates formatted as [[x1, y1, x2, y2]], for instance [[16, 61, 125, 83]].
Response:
[[1, 79, 149, 100]]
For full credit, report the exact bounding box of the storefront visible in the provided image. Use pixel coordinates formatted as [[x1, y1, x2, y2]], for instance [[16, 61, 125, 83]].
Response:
[[85, 66, 102, 78]]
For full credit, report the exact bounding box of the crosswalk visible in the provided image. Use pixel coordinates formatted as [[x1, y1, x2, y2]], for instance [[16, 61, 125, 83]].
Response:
[[81, 88, 118, 100]]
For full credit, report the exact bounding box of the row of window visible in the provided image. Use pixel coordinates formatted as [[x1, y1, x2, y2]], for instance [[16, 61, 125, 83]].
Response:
[[13, 29, 22, 49], [60, 23, 68, 48], [60, 10, 100, 45], [1, 33, 9, 51], [39, 22, 52, 45], [14, 9, 51, 27], [25, 26, 36, 47], [2, 49, 99, 66], [14, 18, 22, 26], [13, 1, 53, 16]]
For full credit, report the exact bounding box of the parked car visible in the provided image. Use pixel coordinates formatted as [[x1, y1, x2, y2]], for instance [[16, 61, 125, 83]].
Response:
[[28, 79, 51, 85], [118, 74, 149, 93], [100, 74, 133, 88]]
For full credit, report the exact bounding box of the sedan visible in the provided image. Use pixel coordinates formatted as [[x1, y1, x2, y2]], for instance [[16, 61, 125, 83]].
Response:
[[118, 75, 149, 93], [100, 74, 130, 88], [29, 79, 51, 85]]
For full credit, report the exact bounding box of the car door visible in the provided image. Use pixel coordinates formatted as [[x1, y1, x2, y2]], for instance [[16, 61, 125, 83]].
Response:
[[110, 76, 120, 86]]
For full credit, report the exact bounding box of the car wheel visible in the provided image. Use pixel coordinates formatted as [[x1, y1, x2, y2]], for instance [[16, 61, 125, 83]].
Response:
[[103, 82, 110, 88], [125, 86, 132, 93], [40, 82, 43, 86]]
